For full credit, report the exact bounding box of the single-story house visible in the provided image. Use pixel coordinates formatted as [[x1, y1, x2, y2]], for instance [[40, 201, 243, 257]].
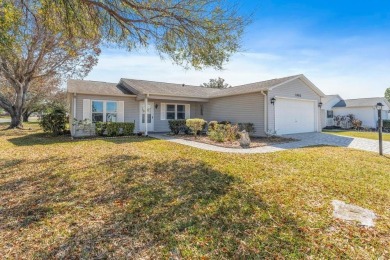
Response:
[[321, 96, 390, 128], [67, 74, 326, 137]]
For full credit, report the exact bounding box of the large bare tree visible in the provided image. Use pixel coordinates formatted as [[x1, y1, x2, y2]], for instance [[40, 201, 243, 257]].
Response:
[[0, 1, 100, 128], [0, 0, 247, 128]]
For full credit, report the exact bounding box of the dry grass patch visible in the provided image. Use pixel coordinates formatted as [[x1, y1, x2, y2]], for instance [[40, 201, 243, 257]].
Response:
[[0, 123, 389, 258]]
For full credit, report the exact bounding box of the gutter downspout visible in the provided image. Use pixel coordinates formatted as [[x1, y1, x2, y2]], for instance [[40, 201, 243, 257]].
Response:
[[73, 93, 77, 136], [145, 94, 149, 136], [261, 91, 268, 134]]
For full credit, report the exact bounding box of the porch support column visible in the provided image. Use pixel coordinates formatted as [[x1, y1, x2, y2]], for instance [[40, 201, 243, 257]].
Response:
[[145, 96, 148, 136]]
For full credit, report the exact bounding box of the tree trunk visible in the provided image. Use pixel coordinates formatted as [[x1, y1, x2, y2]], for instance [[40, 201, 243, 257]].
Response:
[[8, 89, 25, 128], [9, 111, 23, 128], [22, 112, 30, 122]]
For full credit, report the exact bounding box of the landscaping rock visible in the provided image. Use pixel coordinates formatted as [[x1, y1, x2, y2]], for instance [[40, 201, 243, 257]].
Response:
[[332, 200, 377, 227], [239, 130, 251, 148]]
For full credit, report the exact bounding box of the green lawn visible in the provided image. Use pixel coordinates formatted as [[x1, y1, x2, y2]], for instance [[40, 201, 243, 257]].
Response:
[[323, 129, 390, 141], [1, 123, 389, 259]]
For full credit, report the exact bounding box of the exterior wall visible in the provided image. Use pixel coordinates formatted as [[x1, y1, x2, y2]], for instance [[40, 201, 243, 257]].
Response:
[[321, 96, 342, 127], [73, 94, 139, 136], [268, 78, 322, 133], [149, 99, 205, 132], [204, 92, 266, 136], [333, 107, 387, 128]]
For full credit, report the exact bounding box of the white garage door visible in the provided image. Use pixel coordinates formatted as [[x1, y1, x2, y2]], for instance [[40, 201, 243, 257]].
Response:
[[275, 98, 316, 135]]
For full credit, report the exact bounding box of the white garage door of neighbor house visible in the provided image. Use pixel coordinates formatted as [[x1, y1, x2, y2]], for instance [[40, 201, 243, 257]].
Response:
[[275, 98, 316, 135]]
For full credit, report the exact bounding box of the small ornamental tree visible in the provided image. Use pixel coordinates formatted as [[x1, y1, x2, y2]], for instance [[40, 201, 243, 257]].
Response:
[[385, 88, 390, 103], [186, 118, 206, 138]]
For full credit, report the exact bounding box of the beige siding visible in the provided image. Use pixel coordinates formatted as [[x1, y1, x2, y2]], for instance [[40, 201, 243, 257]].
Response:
[[150, 99, 206, 132], [205, 92, 265, 136], [268, 78, 322, 133]]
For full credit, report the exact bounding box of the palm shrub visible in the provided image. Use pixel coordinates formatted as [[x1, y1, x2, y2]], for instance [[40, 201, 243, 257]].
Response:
[[186, 118, 206, 138], [39, 106, 67, 136]]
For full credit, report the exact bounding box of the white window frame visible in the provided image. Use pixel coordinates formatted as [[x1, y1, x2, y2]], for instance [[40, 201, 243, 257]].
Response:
[[91, 100, 118, 123], [165, 103, 188, 120]]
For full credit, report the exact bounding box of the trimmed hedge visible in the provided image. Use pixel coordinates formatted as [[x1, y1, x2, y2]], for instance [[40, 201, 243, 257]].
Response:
[[186, 118, 207, 138], [168, 119, 188, 134], [95, 122, 135, 136]]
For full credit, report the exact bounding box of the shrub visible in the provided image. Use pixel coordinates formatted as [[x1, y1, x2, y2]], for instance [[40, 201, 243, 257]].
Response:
[[95, 121, 106, 136], [225, 124, 239, 141], [168, 119, 187, 135], [186, 118, 206, 138], [39, 107, 67, 136], [382, 120, 390, 129], [237, 123, 255, 134], [351, 119, 362, 130], [208, 124, 226, 142], [208, 121, 218, 131], [218, 120, 231, 125], [95, 122, 135, 136]]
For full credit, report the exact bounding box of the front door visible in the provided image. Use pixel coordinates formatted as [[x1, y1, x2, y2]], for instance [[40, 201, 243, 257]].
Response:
[[139, 102, 154, 132]]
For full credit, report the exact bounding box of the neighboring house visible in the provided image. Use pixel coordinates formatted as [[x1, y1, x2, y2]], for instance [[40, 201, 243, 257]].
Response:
[[321, 96, 390, 128], [67, 74, 325, 137]]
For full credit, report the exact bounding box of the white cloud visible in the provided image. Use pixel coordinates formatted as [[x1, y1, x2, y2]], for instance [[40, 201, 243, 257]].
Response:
[[85, 34, 390, 99]]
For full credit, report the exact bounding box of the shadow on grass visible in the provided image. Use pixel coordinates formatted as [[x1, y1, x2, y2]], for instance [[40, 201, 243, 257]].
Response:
[[0, 157, 75, 229], [6, 133, 155, 146], [26, 158, 308, 259]]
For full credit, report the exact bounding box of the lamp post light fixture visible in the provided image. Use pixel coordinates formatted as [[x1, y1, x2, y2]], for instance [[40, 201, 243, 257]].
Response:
[[270, 97, 276, 105], [376, 102, 384, 155]]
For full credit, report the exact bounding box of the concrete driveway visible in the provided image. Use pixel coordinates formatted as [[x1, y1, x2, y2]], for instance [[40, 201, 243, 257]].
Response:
[[151, 132, 390, 155], [284, 132, 390, 155]]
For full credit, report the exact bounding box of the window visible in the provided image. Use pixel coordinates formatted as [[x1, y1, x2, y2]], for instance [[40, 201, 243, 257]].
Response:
[[165, 104, 187, 120], [177, 105, 185, 119], [91, 100, 118, 123], [327, 110, 333, 118], [167, 104, 176, 120], [92, 101, 103, 123], [106, 102, 118, 122]]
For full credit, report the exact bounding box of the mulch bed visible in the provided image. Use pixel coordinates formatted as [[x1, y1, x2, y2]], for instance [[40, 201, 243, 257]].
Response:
[[170, 134, 298, 149]]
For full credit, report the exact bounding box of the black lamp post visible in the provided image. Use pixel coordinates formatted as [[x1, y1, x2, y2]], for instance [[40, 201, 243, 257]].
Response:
[[376, 102, 384, 155]]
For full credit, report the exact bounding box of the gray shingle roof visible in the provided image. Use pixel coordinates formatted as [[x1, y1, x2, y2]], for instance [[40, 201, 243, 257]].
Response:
[[67, 79, 135, 96], [210, 75, 301, 98], [67, 74, 306, 99], [120, 78, 219, 98], [333, 97, 389, 108]]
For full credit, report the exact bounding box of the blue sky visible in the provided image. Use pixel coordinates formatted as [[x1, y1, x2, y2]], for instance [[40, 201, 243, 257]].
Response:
[[86, 0, 390, 98]]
